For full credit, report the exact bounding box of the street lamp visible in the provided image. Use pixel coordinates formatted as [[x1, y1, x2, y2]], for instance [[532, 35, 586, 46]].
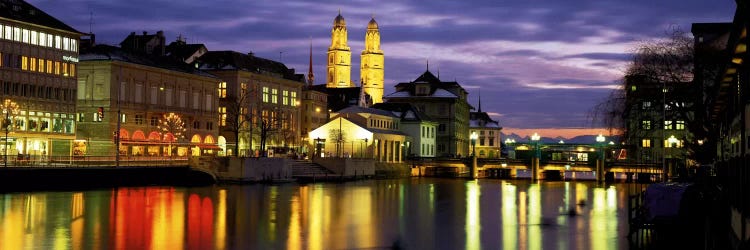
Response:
[[1, 99, 20, 168], [666, 135, 679, 181], [596, 134, 606, 182], [530, 133, 541, 180], [470, 132, 478, 157]]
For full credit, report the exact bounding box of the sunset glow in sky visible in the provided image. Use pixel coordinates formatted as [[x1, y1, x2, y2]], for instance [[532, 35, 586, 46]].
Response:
[[29, 0, 737, 138]]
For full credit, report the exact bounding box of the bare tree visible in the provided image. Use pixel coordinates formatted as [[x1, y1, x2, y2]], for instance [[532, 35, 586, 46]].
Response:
[[222, 84, 258, 156], [591, 27, 724, 164]]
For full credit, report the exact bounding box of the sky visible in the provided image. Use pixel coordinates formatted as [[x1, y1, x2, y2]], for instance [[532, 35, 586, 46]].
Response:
[[29, 0, 736, 138]]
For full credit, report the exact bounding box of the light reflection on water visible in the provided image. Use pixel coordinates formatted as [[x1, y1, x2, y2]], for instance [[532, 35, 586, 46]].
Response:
[[0, 179, 633, 249]]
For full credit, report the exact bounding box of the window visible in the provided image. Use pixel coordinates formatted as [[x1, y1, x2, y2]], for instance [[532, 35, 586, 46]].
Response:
[[675, 120, 685, 130], [193, 93, 200, 109], [150, 87, 158, 104], [219, 106, 227, 126], [193, 121, 200, 129], [291, 92, 297, 106], [271, 88, 278, 104], [489, 138, 494, 146], [54, 61, 60, 75], [641, 120, 651, 130], [165, 88, 173, 106], [282, 90, 289, 105], [55, 35, 61, 49], [664, 120, 673, 130], [93, 112, 101, 122], [120, 113, 126, 123], [150, 116, 158, 126], [438, 123, 446, 133], [69, 64, 75, 77], [218, 82, 227, 98], [205, 94, 212, 111], [46, 60, 52, 73], [13, 27, 20, 42], [77, 113, 85, 122], [21, 56, 28, 70], [22, 28, 28, 43], [262, 87, 269, 102], [135, 115, 144, 125], [39, 32, 46, 46], [30, 31, 37, 45], [206, 122, 213, 130], [179, 90, 186, 107], [479, 138, 485, 146], [642, 139, 651, 148], [37, 58, 44, 73], [29, 57, 36, 71], [642, 101, 651, 109]]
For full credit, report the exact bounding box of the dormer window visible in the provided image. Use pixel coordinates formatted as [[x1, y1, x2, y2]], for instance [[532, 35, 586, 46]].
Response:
[[416, 85, 429, 96]]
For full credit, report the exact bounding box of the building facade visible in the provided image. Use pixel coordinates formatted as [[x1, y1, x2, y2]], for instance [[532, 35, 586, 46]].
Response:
[[384, 70, 471, 158], [707, 1, 749, 247], [199, 50, 304, 157], [77, 44, 220, 157], [326, 11, 352, 88], [469, 102, 502, 158], [0, 0, 81, 159], [371, 102, 436, 158], [361, 18, 384, 104], [308, 106, 408, 163], [623, 75, 693, 172]]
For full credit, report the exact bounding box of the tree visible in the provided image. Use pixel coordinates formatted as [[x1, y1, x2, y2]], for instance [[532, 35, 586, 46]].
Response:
[[1, 99, 20, 167], [222, 83, 258, 156], [158, 112, 186, 157], [590, 27, 723, 164], [328, 128, 346, 157]]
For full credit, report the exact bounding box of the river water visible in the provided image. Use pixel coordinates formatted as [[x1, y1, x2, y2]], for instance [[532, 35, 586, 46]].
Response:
[[0, 178, 643, 250]]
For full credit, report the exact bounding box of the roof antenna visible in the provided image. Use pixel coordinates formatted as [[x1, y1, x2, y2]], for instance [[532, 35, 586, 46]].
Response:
[[89, 11, 94, 34], [437, 65, 440, 79], [426, 59, 429, 72]]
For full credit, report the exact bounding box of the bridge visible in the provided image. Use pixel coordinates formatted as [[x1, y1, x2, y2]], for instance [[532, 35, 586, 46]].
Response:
[[409, 144, 666, 182]]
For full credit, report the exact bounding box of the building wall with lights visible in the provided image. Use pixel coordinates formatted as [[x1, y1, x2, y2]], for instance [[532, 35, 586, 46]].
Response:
[[301, 88, 328, 153], [77, 45, 220, 157], [469, 111, 502, 158], [385, 70, 471, 158], [706, 2, 749, 247], [199, 51, 305, 157], [623, 75, 693, 166], [308, 106, 408, 162], [0, 0, 81, 158]]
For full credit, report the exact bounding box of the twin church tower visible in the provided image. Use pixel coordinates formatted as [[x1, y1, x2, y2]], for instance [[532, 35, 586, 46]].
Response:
[[324, 11, 384, 104]]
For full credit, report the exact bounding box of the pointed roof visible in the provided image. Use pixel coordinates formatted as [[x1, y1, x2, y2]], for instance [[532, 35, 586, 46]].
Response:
[[414, 70, 440, 83], [367, 17, 379, 30]]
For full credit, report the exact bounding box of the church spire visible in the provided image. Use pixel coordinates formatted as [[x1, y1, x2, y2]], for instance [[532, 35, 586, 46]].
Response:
[[478, 92, 482, 112], [307, 38, 314, 86], [361, 14, 384, 104]]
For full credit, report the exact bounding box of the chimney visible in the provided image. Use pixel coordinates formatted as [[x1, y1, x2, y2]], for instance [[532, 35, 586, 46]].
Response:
[[157, 30, 165, 56]]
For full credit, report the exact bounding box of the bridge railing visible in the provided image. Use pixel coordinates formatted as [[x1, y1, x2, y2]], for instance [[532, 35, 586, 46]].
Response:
[[0, 155, 188, 167]]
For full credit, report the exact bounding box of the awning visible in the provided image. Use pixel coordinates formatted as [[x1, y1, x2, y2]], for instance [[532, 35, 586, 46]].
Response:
[[195, 144, 221, 150]]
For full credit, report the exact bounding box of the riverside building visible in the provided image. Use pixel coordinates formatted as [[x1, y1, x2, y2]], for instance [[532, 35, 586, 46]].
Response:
[[0, 0, 81, 159]]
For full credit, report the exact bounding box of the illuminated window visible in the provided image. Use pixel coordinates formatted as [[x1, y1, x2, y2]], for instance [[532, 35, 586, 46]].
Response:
[[29, 57, 36, 71], [47, 34, 52, 47], [218, 81, 226, 98], [38, 58, 44, 72], [642, 139, 651, 148], [30, 31, 37, 45], [642, 101, 651, 109], [630, 85, 636, 92], [0, 25, 3, 39], [70, 64, 75, 77], [22, 28, 28, 43], [282, 90, 289, 105], [664, 120, 673, 130], [240, 82, 248, 93], [271, 88, 278, 104], [21, 56, 28, 70], [664, 139, 683, 148], [71, 39, 77, 52], [675, 120, 685, 130], [641, 120, 651, 129], [54, 61, 60, 75], [219, 106, 226, 126], [62, 62, 68, 76], [0, 52, 2, 67], [46, 60, 52, 73], [55, 35, 61, 49], [262, 87, 269, 102], [291, 92, 297, 106], [63, 37, 70, 51], [39, 32, 46, 46], [12, 27, 20, 42]]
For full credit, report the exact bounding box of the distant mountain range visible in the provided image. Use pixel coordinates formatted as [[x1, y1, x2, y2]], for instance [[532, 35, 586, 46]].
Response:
[[500, 132, 617, 144]]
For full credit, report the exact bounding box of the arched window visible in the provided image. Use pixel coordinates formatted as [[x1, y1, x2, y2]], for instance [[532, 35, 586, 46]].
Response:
[[132, 130, 146, 141], [204, 135, 215, 144], [148, 131, 161, 141], [191, 134, 202, 144], [163, 133, 176, 142], [118, 129, 130, 140]]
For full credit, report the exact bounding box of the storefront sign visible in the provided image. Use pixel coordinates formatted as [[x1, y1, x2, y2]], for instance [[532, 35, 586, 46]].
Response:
[[62, 56, 79, 62]]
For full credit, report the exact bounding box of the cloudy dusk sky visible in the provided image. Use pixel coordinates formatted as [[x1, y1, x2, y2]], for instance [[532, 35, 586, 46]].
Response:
[[30, 0, 736, 138]]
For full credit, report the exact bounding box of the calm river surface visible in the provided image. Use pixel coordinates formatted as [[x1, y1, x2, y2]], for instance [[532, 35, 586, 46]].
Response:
[[0, 178, 644, 250]]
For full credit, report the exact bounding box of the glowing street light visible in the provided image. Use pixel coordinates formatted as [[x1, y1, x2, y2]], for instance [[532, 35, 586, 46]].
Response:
[[470, 131, 478, 157]]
